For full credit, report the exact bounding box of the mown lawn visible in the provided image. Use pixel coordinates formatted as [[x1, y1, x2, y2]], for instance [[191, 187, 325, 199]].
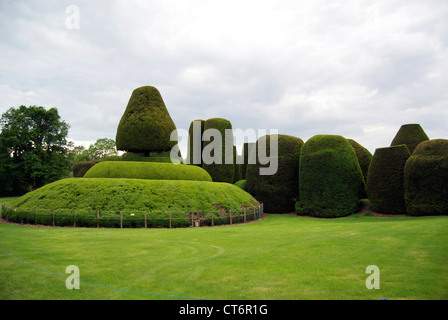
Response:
[[0, 211, 447, 300]]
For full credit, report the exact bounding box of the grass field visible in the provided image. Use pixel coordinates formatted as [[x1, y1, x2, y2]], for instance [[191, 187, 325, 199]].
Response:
[[1, 197, 447, 300]]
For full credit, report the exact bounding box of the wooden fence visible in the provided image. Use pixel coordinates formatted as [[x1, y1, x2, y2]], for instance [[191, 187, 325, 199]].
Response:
[[0, 204, 264, 229]]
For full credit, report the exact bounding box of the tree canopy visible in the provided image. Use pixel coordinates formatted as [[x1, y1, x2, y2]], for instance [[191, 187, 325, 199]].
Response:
[[0, 105, 70, 195]]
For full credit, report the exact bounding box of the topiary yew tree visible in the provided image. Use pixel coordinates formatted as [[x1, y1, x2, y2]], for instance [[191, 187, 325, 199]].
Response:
[[246, 134, 304, 213], [296, 135, 365, 218], [404, 139, 448, 216], [347, 139, 372, 198], [366, 145, 410, 214], [115, 86, 178, 156], [187, 119, 205, 166], [390, 123, 429, 154], [201, 118, 234, 183]]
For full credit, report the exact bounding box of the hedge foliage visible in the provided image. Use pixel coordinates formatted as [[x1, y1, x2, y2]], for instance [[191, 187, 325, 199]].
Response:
[[73, 160, 101, 177], [201, 118, 234, 183], [9, 178, 259, 213], [83, 161, 212, 182], [115, 86, 177, 155], [296, 135, 365, 218], [347, 139, 372, 182], [404, 139, 448, 216], [246, 134, 304, 213], [366, 145, 410, 214], [390, 123, 429, 154], [187, 119, 205, 166], [242, 142, 255, 179], [234, 179, 247, 191]]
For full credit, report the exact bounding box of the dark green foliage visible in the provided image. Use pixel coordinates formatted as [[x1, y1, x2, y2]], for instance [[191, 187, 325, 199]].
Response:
[[9, 178, 258, 213], [187, 119, 205, 166], [201, 118, 234, 183], [246, 134, 304, 213], [73, 160, 101, 177], [242, 142, 255, 179], [83, 161, 212, 182], [0, 105, 70, 194], [115, 86, 178, 155], [233, 146, 242, 183], [366, 145, 410, 214], [296, 135, 365, 218], [234, 179, 247, 191], [404, 139, 448, 216], [347, 139, 372, 182], [390, 124, 429, 154]]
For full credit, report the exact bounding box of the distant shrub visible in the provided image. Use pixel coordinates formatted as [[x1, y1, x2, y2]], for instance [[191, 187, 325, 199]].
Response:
[[234, 179, 247, 191], [390, 124, 429, 154], [246, 134, 304, 213], [83, 161, 212, 181], [73, 160, 101, 177], [296, 135, 365, 218], [404, 139, 448, 216], [366, 145, 410, 214]]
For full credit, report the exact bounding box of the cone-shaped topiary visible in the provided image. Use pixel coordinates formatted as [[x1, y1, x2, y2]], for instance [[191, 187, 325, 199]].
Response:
[[366, 145, 410, 214], [246, 134, 304, 213], [115, 86, 178, 156], [187, 119, 205, 166], [390, 124, 429, 154], [201, 118, 234, 183], [296, 135, 365, 218], [404, 139, 448, 216]]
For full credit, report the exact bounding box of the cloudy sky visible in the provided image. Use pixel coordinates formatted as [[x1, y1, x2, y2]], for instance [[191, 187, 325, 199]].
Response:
[[1, 0, 447, 155]]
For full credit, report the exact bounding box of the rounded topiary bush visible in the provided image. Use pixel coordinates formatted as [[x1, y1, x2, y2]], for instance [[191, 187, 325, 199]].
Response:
[[73, 160, 101, 177], [296, 135, 365, 218], [366, 145, 410, 214], [201, 118, 234, 183], [404, 139, 448, 216], [347, 139, 372, 183], [246, 134, 304, 213], [234, 179, 247, 191], [115, 86, 178, 155], [83, 161, 212, 182], [390, 123, 429, 154]]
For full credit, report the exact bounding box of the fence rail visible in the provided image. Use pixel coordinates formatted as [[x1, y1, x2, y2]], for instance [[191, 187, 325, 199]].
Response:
[[0, 204, 264, 229]]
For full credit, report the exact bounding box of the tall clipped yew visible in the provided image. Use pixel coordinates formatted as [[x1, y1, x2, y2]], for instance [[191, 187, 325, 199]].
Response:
[[296, 135, 365, 218], [366, 145, 410, 214], [404, 139, 448, 216], [115, 86, 177, 156], [246, 134, 303, 213], [390, 124, 429, 154], [187, 119, 205, 166], [201, 118, 235, 183]]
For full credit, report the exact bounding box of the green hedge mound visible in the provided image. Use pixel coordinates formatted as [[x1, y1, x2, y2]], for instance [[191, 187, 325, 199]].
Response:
[[246, 134, 304, 213], [366, 145, 410, 214], [404, 139, 448, 216], [9, 178, 258, 213], [83, 161, 212, 181], [390, 123, 429, 154], [115, 86, 178, 155], [296, 135, 365, 218], [202, 118, 234, 183]]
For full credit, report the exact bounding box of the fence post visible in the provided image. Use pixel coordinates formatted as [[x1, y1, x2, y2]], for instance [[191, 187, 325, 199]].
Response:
[[211, 211, 214, 227], [52, 210, 55, 227], [230, 210, 232, 225], [120, 211, 123, 229], [97, 211, 99, 228], [74, 210, 77, 228], [169, 211, 172, 229], [244, 208, 246, 223], [21, 208, 24, 225], [145, 212, 147, 229]]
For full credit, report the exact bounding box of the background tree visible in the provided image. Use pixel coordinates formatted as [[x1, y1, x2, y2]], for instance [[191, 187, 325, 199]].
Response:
[[0, 105, 70, 195]]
